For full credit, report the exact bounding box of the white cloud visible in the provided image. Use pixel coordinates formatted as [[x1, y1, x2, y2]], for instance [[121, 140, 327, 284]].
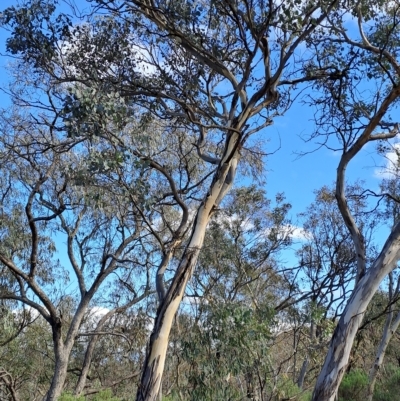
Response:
[[87, 306, 109, 319], [11, 306, 40, 320], [263, 224, 311, 242], [289, 225, 312, 241], [374, 143, 400, 179], [279, 224, 312, 241], [211, 213, 311, 242], [80, 306, 110, 330], [212, 213, 255, 232]]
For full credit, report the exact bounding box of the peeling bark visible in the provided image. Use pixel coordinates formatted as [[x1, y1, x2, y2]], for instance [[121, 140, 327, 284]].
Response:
[[136, 142, 240, 401], [136, 247, 203, 401]]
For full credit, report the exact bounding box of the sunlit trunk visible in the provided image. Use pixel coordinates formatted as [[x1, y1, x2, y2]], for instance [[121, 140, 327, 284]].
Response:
[[136, 213, 209, 401], [136, 141, 240, 401], [312, 221, 400, 401]]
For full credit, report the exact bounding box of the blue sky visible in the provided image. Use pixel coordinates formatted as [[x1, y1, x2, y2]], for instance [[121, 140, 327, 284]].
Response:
[[265, 97, 384, 214], [0, 0, 13, 109], [0, 0, 394, 281], [0, 0, 388, 219]]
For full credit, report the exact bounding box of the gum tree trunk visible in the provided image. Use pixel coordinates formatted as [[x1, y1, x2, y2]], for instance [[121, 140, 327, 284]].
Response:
[[45, 287, 105, 400], [367, 310, 400, 401], [44, 319, 71, 401], [75, 292, 150, 396], [311, 220, 400, 401], [136, 137, 240, 401]]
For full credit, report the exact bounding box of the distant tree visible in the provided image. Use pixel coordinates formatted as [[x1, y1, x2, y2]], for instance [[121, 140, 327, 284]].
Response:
[[0, 95, 153, 400], [191, 186, 293, 307], [295, 184, 379, 390], [0, 314, 53, 401]]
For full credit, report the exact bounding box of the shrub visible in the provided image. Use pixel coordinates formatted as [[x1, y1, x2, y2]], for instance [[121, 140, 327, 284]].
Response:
[[374, 365, 400, 401], [273, 376, 312, 401], [338, 370, 368, 401], [58, 393, 85, 401]]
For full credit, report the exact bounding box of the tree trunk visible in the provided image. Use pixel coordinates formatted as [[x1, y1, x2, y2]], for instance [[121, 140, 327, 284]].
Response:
[[45, 354, 69, 401], [297, 357, 309, 390], [46, 293, 99, 400], [136, 145, 240, 401], [75, 293, 150, 396], [312, 220, 400, 401], [136, 242, 203, 401], [367, 310, 400, 401], [45, 321, 70, 401], [74, 328, 102, 396]]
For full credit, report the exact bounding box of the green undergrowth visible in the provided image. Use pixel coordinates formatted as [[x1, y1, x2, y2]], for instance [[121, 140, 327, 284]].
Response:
[[59, 389, 122, 401], [338, 366, 400, 401]]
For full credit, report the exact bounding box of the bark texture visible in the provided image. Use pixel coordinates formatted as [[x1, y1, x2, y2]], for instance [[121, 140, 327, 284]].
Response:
[[45, 319, 71, 401], [136, 141, 240, 401], [311, 220, 400, 401]]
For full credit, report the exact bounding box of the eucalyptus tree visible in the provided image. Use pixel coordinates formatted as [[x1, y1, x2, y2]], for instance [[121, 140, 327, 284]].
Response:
[[0, 301, 37, 400], [0, 57, 215, 401], [297, 185, 370, 315], [168, 185, 377, 400], [73, 291, 154, 397], [73, 306, 153, 398], [294, 184, 379, 390], [0, 8, 221, 395], [1, 0, 342, 399], [0, 315, 53, 401], [0, 88, 156, 400], [300, 2, 400, 399], [190, 186, 294, 307], [167, 186, 296, 401], [0, 301, 33, 348], [362, 177, 400, 401]]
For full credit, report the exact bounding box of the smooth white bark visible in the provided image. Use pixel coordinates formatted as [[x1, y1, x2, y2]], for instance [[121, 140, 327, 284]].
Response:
[[312, 220, 400, 401], [136, 142, 240, 401], [367, 310, 400, 401]]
